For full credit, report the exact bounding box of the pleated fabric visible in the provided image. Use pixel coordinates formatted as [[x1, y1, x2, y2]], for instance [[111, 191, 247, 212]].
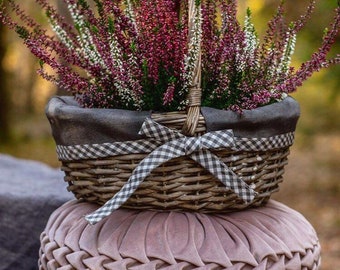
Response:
[[39, 200, 320, 270]]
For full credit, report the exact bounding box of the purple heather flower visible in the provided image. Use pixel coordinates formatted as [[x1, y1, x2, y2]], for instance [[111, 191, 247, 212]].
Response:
[[0, 0, 339, 112]]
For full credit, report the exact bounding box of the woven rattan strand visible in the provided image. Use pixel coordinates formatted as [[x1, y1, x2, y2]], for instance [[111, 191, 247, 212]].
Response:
[[61, 143, 290, 212]]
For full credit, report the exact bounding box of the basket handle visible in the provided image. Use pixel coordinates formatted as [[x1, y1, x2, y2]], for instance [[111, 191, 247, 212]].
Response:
[[181, 0, 202, 136]]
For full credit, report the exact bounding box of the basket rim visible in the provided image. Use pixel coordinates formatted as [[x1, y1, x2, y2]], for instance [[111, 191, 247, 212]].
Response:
[[46, 95, 300, 146]]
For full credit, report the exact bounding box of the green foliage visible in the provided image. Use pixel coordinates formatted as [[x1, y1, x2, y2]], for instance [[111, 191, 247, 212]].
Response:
[[15, 25, 29, 39]]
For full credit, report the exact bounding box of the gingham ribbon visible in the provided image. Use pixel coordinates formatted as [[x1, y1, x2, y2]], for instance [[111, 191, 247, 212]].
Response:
[[57, 131, 295, 160], [85, 118, 258, 225]]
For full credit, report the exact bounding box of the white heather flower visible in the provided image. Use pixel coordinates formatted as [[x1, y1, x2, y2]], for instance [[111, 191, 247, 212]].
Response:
[[244, 9, 259, 67], [278, 30, 297, 75], [109, 35, 124, 68], [235, 44, 246, 73], [236, 9, 259, 73], [124, 0, 137, 32], [281, 92, 288, 99], [108, 34, 142, 110], [68, 3, 106, 69], [66, 3, 141, 109], [49, 18, 74, 50]]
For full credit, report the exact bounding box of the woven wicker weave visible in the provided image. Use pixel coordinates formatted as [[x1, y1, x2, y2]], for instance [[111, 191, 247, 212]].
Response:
[[62, 145, 289, 212], [39, 200, 321, 270], [48, 0, 299, 212]]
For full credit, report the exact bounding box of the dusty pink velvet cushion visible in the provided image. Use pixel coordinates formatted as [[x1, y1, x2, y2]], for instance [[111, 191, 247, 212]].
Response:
[[39, 200, 320, 269]]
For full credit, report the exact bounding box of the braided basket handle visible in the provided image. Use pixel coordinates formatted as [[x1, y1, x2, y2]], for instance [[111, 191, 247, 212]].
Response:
[[181, 0, 202, 136]]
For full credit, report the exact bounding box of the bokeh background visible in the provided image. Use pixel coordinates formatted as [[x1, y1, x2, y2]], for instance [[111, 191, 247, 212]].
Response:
[[0, 0, 339, 268]]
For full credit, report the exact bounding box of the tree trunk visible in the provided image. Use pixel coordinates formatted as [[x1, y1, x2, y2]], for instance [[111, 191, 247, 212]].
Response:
[[0, 23, 11, 142]]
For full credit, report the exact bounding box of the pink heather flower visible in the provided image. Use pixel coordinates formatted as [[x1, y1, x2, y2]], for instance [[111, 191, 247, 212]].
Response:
[[276, 4, 340, 94], [0, 0, 339, 112], [133, 0, 188, 110], [163, 81, 175, 106], [201, 1, 219, 82], [135, 0, 186, 82]]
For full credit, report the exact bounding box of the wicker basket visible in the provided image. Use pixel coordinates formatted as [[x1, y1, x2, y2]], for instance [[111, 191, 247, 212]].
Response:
[[61, 127, 289, 212], [47, 96, 299, 214], [46, 0, 300, 214]]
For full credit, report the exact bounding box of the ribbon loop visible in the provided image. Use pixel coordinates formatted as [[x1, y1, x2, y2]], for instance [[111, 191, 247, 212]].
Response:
[[139, 117, 184, 141], [85, 118, 257, 225]]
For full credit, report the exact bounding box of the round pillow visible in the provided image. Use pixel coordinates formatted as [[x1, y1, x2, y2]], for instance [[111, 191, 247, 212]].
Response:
[[39, 200, 320, 269]]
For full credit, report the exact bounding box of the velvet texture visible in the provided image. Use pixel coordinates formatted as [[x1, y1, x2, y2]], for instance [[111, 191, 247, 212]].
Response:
[[39, 200, 320, 269], [46, 96, 300, 146]]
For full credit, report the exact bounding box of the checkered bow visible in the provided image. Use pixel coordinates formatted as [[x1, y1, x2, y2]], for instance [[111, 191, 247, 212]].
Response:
[[85, 118, 257, 225]]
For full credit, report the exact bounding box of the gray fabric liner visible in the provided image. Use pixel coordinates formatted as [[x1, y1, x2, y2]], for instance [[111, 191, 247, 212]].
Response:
[[46, 96, 300, 146]]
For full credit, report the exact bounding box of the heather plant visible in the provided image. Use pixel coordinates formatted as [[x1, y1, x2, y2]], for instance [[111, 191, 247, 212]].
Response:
[[0, 0, 339, 112], [200, 0, 339, 111]]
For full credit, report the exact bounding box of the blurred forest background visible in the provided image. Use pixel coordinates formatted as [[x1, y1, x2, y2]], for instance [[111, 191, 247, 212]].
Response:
[[0, 0, 339, 268]]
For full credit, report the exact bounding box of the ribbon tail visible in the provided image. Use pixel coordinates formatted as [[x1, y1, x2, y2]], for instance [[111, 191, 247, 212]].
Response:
[[85, 141, 184, 225], [191, 150, 257, 203], [85, 177, 142, 225]]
